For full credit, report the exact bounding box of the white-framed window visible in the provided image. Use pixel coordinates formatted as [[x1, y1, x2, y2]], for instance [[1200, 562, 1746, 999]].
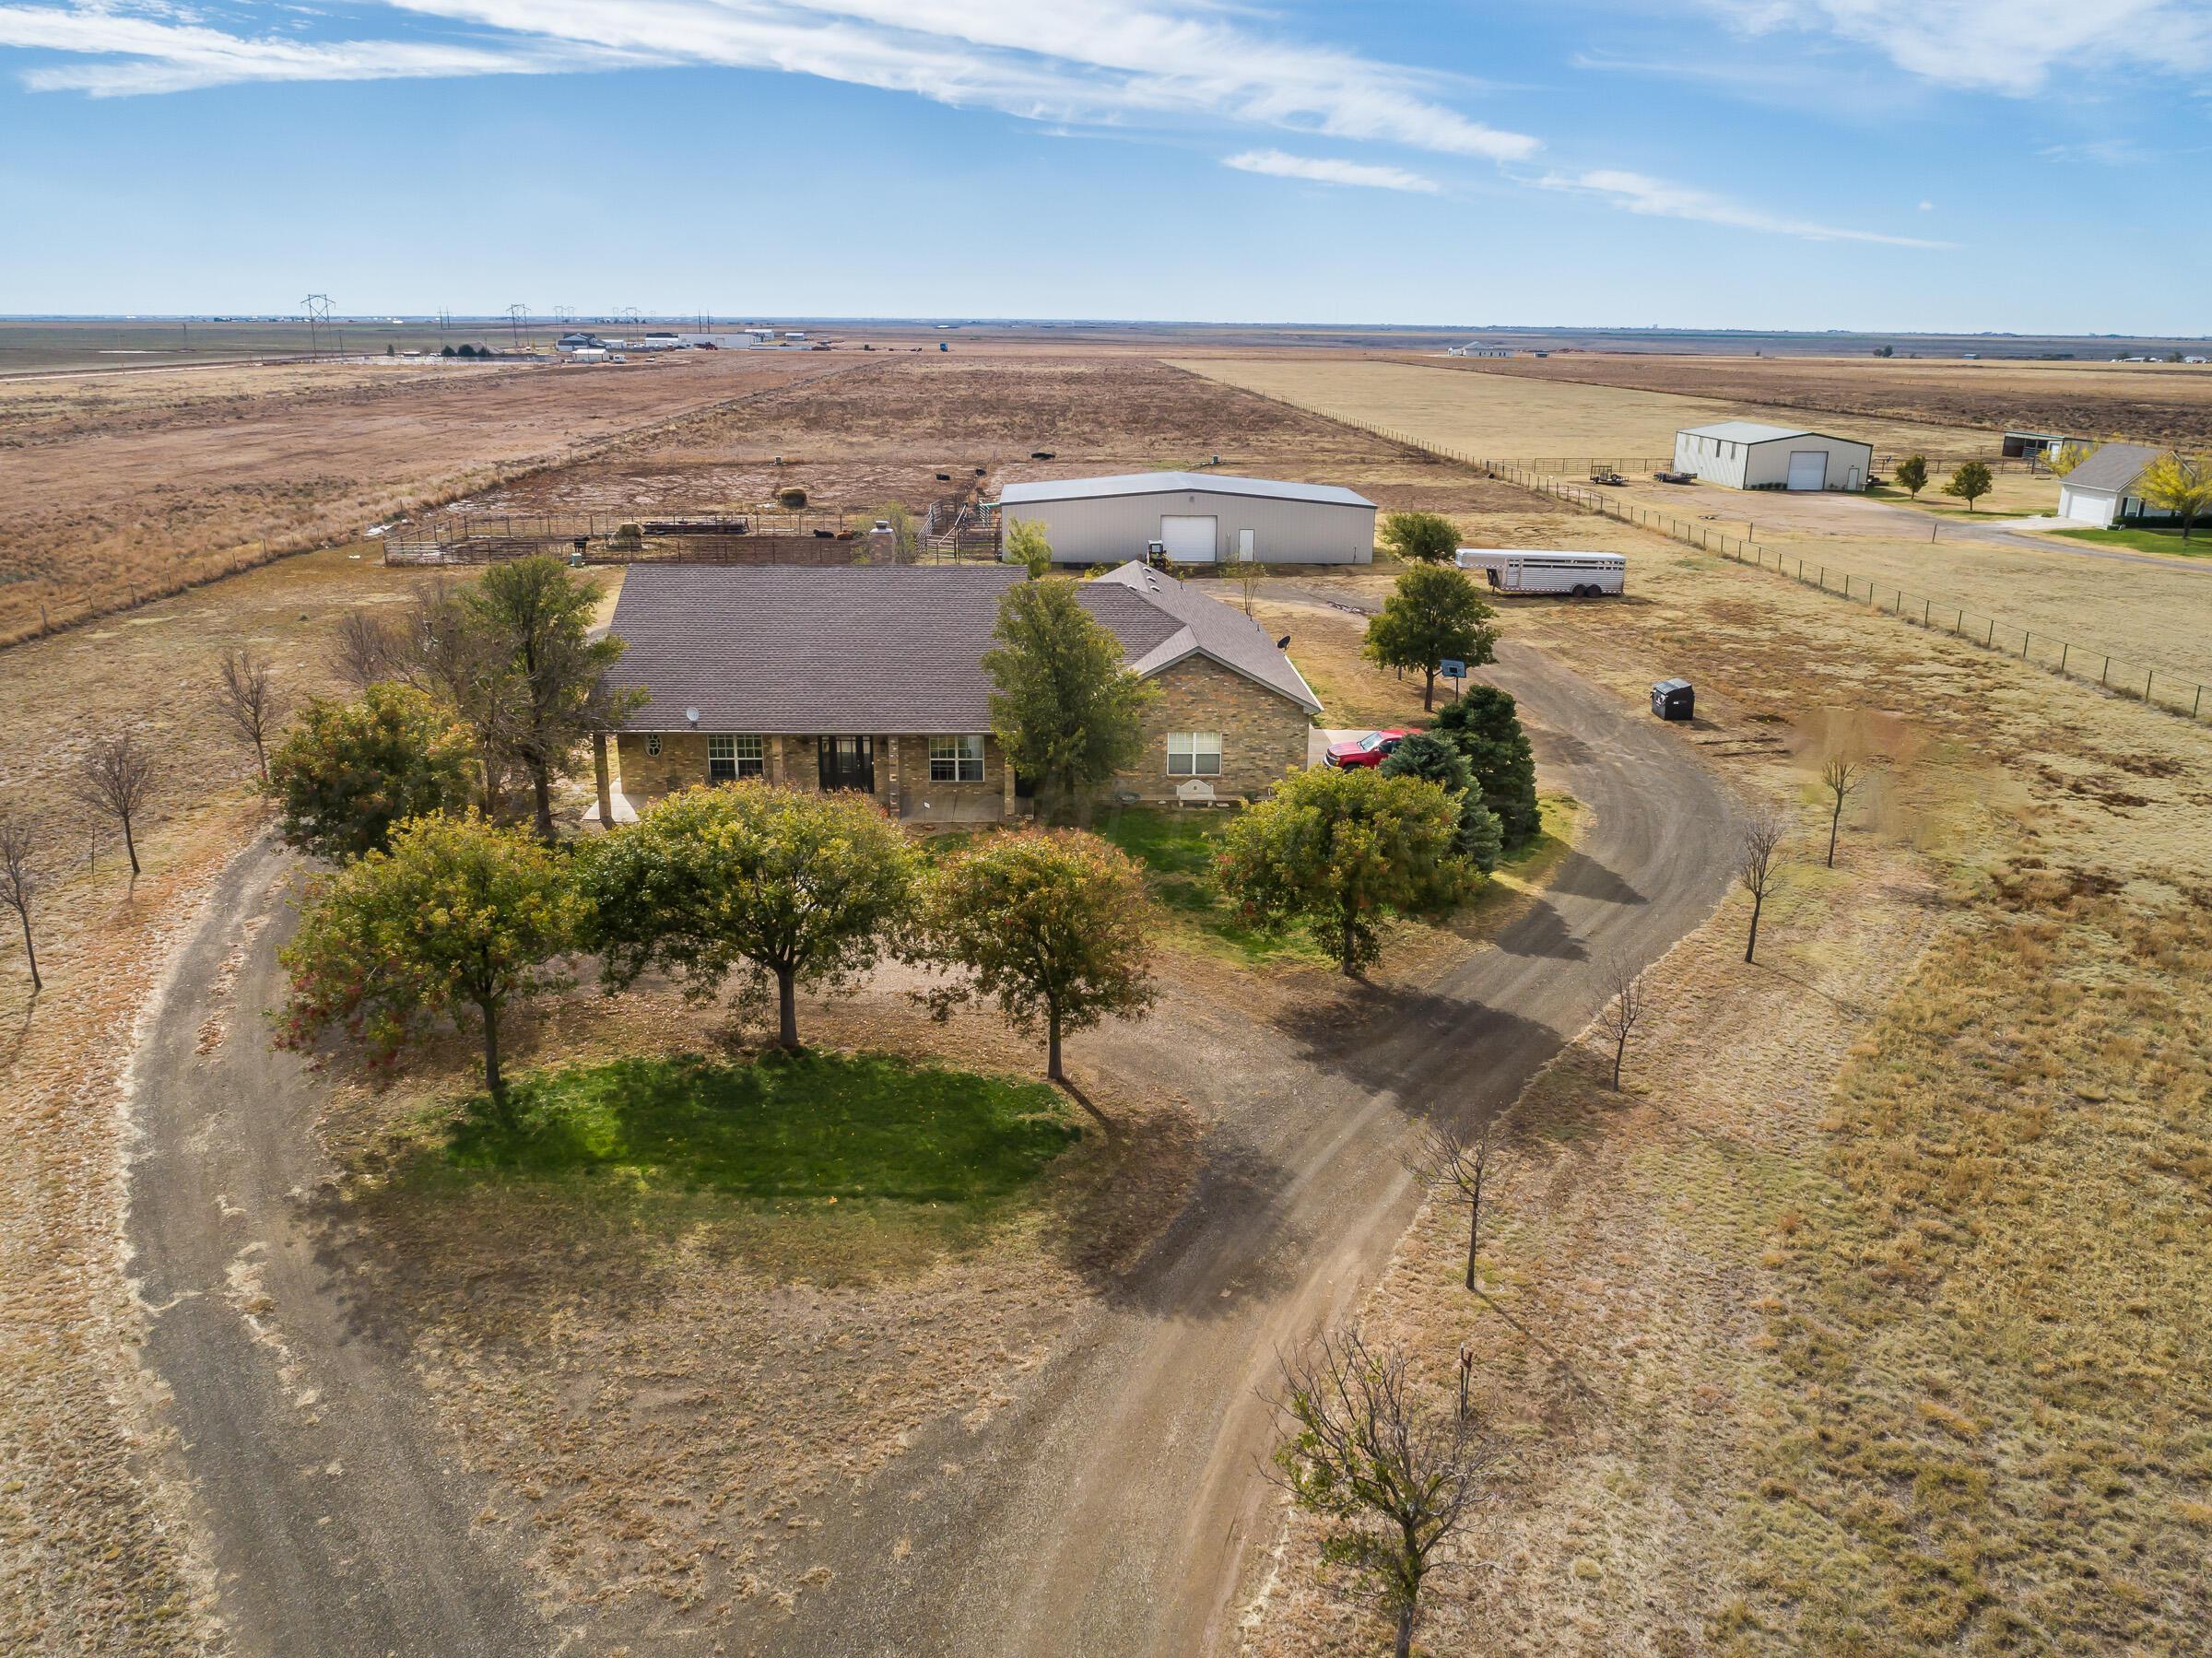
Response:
[[1167, 731, 1222, 776], [708, 735, 764, 782], [930, 734, 985, 782], [645, 733, 662, 757]]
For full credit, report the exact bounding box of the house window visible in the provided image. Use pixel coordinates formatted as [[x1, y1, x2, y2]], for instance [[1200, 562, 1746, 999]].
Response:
[[1168, 731, 1222, 776], [708, 735, 764, 782], [930, 735, 985, 782], [645, 734, 662, 757]]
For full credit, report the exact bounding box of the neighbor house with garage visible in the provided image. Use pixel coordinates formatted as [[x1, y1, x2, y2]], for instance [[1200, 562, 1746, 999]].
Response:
[[994, 472, 1376, 566], [1672, 421, 1874, 492], [2055, 442, 2178, 529], [597, 560, 1322, 826]]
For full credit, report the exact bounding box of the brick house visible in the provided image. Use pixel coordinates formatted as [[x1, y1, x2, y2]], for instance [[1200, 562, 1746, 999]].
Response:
[[596, 561, 1323, 825]]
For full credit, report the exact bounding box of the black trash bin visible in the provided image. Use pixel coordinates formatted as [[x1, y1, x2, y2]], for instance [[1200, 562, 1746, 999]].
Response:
[[1651, 678, 1694, 721]]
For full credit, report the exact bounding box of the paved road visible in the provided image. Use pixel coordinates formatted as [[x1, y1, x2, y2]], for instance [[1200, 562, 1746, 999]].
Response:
[[128, 843, 559, 1656], [756, 637, 1742, 1656], [128, 639, 1737, 1657]]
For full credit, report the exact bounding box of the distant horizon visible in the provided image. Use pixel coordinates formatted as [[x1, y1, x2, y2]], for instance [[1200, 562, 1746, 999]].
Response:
[[5, 316, 2209, 345]]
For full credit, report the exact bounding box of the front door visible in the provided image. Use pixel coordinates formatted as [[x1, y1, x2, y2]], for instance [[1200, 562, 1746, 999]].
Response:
[[818, 735, 875, 793]]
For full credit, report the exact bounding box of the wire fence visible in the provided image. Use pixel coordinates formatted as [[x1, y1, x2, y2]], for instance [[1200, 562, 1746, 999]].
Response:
[[1347, 421, 2212, 725]]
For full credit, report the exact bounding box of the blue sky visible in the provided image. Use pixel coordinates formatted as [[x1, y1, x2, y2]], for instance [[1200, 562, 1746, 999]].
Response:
[[1, 1, 2207, 331]]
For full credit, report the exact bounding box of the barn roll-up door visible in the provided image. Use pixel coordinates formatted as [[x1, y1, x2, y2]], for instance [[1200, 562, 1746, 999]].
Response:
[[1785, 451, 1829, 491], [1160, 515, 1218, 561]]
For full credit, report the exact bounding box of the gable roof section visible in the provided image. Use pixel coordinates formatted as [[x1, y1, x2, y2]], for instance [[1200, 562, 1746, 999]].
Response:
[[606, 559, 1321, 735], [605, 563, 1024, 735], [2059, 441, 2159, 495], [1080, 562, 1323, 712], [998, 471, 1374, 509], [1678, 420, 1872, 450]]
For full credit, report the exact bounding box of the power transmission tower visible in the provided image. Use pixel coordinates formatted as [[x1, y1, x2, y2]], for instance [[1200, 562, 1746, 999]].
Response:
[[508, 303, 528, 351], [302, 293, 334, 359]]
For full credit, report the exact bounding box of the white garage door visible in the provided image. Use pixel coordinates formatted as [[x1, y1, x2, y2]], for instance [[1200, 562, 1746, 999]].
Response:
[[2062, 488, 2112, 525], [1160, 514, 1218, 562], [1785, 451, 1829, 491]]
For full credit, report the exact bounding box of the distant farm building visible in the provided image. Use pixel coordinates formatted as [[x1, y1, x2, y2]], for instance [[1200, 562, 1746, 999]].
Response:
[[2057, 442, 2178, 528], [994, 472, 1376, 566], [1672, 422, 1873, 492], [2003, 429, 2092, 461], [1448, 344, 1513, 358]]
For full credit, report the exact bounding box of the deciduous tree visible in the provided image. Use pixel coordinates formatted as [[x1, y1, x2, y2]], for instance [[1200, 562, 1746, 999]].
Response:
[[983, 577, 1158, 824], [2135, 450, 2212, 541], [1363, 564, 1498, 711], [460, 556, 645, 841], [0, 817, 44, 994], [1269, 1325, 1509, 1658], [267, 684, 478, 862], [1594, 952, 1646, 1090], [581, 782, 916, 1049], [276, 812, 579, 1106], [2048, 441, 2090, 477], [1943, 461, 1994, 512], [333, 609, 402, 691], [1378, 510, 1459, 565], [1735, 805, 1790, 964], [1893, 454, 1929, 499], [1818, 752, 1866, 868], [75, 730, 159, 879], [212, 646, 284, 783], [1217, 765, 1473, 976], [918, 829, 1158, 1083], [1407, 1113, 1508, 1291], [1005, 516, 1053, 579], [1431, 685, 1540, 850]]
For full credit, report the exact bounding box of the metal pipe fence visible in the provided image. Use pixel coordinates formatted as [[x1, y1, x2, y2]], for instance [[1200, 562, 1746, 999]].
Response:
[[1347, 421, 2211, 725]]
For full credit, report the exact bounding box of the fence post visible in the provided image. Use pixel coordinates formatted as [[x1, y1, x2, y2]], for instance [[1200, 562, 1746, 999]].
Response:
[[2101, 657, 2110, 687], [2059, 641, 2068, 672], [1986, 618, 1995, 647]]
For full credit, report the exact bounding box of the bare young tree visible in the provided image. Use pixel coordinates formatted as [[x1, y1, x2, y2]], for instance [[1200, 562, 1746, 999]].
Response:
[[1407, 1113, 1508, 1292], [1269, 1325, 1509, 1658], [0, 817, 43, 994], [1736, 805, 1791, 964], [213, 646, 283, 782], [1594, 952, 1646, 1090], [332, 608, 400, 691], [1818, 753, 1866, 869], [76, 731, 159, 880]]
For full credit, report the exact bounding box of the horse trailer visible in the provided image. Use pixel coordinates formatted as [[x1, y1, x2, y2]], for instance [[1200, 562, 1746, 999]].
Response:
[[1454, 548, 1625, 597]]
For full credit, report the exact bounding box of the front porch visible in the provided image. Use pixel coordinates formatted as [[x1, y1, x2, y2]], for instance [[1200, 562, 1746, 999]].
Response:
[[608, 729, 1020, 825]]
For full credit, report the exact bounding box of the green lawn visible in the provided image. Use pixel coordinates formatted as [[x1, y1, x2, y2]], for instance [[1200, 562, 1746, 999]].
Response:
[[442, 1050, 1078, 1202], [1091, 805, 1329, 967], [2047, 523, 2210, 558]]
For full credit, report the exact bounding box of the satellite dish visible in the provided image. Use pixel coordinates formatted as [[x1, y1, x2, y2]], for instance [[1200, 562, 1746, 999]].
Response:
[[685, 707, 700, 724]]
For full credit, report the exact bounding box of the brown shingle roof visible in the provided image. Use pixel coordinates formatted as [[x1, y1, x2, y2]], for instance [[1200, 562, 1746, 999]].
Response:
[[605, 560, 1322, 735]]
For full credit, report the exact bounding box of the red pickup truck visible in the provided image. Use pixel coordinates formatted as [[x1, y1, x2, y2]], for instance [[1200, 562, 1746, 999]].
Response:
[[1323, 729, 1413, 769]]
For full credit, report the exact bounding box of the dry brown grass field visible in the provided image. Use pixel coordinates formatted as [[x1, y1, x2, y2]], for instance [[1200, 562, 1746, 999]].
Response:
[[1416, 352, 2212, 452], [0, 349, 841, 648], [1243, 530, 2212, 1654], [5, 347, 2206, 1655], [1183, 359, 2212, 705], [464, 352, 1529, 522], [1175, 358, 1988, 463]]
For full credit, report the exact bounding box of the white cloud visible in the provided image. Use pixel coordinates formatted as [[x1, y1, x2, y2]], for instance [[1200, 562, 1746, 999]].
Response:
[[1223, 148, 1439, 193], [1539, 168, 1954, 247], [1699, 0, 2212, 94], [1917, 198, 1933, 210], [0, 0, 1542, 163], [0, 5, 634, 93]]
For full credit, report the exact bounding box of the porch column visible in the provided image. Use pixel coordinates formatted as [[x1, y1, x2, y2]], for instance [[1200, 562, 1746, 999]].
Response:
[[770, 735, 787, 787], [886, 735, 902, 818], [1003, 750, 1016, 818]]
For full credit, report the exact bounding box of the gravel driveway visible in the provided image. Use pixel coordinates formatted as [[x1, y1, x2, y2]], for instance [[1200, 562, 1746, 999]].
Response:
[[127, 633, 1738, 1656]]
